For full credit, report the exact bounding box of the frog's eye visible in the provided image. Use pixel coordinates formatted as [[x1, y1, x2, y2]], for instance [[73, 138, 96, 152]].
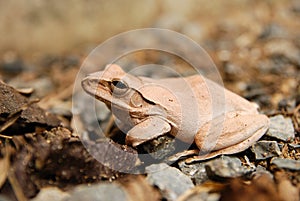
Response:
[[111, 79, 129, 96]]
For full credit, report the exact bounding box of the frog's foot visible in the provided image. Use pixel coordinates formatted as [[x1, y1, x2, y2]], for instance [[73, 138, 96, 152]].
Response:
[[125, 117, 171, 147]]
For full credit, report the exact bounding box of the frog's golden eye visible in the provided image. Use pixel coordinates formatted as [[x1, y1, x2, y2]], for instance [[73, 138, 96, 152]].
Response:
[[111, 79, 129, 96]]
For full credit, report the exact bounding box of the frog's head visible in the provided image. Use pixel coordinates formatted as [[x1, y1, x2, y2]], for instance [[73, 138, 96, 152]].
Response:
[[81, 64, 157, 116]]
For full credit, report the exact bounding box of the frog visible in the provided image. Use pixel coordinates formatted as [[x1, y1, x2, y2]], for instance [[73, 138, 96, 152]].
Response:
[[81, 64, 270, 161]]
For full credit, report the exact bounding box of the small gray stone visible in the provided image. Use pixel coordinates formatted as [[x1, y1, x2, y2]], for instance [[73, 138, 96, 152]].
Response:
[[251, 140, 281, 160], [266, 115, 295, 141], [146, 163, 194, 201], [271, 158, 300, 171], [288, 143, 300, 149], [141, 135, 177, 160], [251, 165, 273, 180], [205, 156, 249, 180], [178, 160, 209, 185], [0, 195, 13, 201], [31, 187, 70, 201], [64, 183, 129, 201]]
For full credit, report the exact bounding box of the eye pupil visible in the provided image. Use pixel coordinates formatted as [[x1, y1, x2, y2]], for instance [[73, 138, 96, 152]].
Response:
[[112, 80, 127, 89]]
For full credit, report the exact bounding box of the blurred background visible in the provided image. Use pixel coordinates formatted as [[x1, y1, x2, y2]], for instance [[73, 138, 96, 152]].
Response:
[[0, 0, 297, 53], [0, 0, 299, 108]]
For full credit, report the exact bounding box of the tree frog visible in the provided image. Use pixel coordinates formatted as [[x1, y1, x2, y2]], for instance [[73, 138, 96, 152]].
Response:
[[82, 64, 269, 161]]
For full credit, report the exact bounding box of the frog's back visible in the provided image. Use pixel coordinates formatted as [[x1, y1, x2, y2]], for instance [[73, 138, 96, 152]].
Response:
[[183, 74, 259, 114], [149, 74, 259, 115]]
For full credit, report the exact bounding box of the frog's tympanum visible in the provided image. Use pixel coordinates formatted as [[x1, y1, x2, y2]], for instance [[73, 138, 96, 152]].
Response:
[[82, 64, 269, 161]]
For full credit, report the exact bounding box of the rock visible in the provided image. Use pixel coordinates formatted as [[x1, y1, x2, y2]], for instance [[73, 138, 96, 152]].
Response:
[[251, 141, 281, 160], [251, 165, 273, 180], [31, 187, 70, 201], [266, 115, 295, 141], [73, 92, 111, 129], [0, 51, 26, 75], [62, 55, 80, 67], [271, 158, 300, 171], [0, 195, 13, 201], [146, 163, 194, 201], [205, 156, 249, 180], [243, 82, 271, 107], [178, 160, 209, 185], [264, 39, 300, 66], [140, 135, 177, 160], [288, 143, 300, 149], [49, 104, 72, 119], [258, 23, 287, 40], [64, 183, 129, 201]]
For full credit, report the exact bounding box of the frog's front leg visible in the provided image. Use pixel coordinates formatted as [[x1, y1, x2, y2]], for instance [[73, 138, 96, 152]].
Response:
[[125, 116, 171, 147], [189, 111, 269, 162]]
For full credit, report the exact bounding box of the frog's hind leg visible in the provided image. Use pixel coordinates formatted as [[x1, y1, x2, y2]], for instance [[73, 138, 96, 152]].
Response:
[[185, 128, 267, 163], [188, 112, 269, 162]]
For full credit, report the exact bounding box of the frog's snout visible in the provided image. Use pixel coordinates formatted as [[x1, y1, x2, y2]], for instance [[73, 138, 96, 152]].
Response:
[[84, 71, 103, 82]]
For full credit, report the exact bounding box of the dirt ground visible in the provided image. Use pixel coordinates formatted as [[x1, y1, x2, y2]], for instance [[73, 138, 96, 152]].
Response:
[[0, 1, 299, 201]]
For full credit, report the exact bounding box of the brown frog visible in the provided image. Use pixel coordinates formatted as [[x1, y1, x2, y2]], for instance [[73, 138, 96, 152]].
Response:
[[82, 64, 269, 161]]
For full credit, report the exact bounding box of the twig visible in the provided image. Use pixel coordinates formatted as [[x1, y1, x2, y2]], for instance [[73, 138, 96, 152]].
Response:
[[0, 134, 13, 139]]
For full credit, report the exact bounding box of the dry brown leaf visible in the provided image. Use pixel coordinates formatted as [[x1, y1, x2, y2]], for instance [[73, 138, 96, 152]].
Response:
[[118, 175, 161, 201]]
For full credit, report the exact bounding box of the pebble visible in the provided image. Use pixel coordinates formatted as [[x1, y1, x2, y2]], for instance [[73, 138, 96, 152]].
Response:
[[288, 143, 300, 149], [30, 187, 70, 201], [251, 141, 281, 160], [141, 135, 177, 160], [64, 183, 129, 201], [266, 115, 295, 141], [0, 51, 25, 75], [73, 91, 111, 130], [49, 104, 73, 119], [258, 23, 287, 39], [178, 160, 209, 185], [271, 158, 300, 171], [264, 40, 300, 66], [205, 156, 249, 180], [251, 165, 274, 180], [146, 163, 194, 201], [0, 196, 13, 201]]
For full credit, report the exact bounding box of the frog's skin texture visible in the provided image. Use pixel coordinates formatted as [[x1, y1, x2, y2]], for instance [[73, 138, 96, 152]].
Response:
[[82, 64, 269, 161]]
